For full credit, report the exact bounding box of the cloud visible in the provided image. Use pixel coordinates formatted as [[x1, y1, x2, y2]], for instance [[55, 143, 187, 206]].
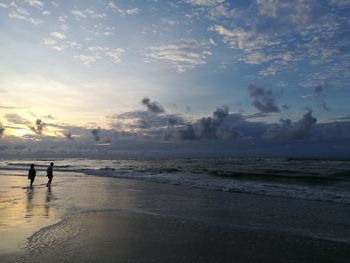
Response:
[[126, 8, 140, 15], [265, 110, 317, 139], [78, 54, 97, 65], [91, 127, 101, 141], [71, 9, 106, 19], [248, 84, 280, 113], [319, 101, 330, 111], [44, 31, 69, 51], [177, 106, 239, 140], [5, 113, 31, 125], [0, 145, 8, 150], [196, 106, 230, 139], [178, 124, 197, 140], [144, 39, 214, 72], [50, 32, 66, 40], [111, 110, 186, 140], [8, 6, 43, 25], [25, 0, 44, 9], [330, 0, 350, 6], [210, 25, 274, 52], [313, 80, 329, 96], [256, 0, 315, 24], [78, 46, 125, 65], [43, 114, 55, 120], [329, 116, 350, 122], [108, 2, 140, 16], [30, 119, 46, 134], [44, 38, 56, 45], [0, 123, 5, 138], [0, 105, 15, 109], [207, 3, 241, 19], [141, 97, 165, 114], [186, 0, 226, 6], [64, 131, 74, 141]]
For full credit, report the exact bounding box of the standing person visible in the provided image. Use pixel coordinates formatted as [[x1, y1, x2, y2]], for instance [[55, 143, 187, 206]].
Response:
[[46, 162, 54, 187], [28, 164, 36, 187]]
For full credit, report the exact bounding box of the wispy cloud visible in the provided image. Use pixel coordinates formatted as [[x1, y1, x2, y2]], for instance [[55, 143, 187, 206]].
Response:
[[8, 4, 43, 25], [50, 31, 66, 40], [107, 2, 140, 16], [186, 0, 226, 7], [25, 0, 44, 9], [71, 8, 106, 19], [5, 113, 31, 125], [144, 39, 215, 72], [77, 46, 125, 65]]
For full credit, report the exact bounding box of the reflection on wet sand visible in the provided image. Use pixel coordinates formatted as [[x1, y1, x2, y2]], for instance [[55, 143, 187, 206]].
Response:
[[25, 187, 35, 220], [44, 188, 53, 217], [25, 186, 55, 219]]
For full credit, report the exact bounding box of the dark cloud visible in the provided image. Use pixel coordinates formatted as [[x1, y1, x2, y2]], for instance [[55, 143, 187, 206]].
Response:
[[141, 97, 165, 114], [167, 117, 178, 127], [5, 113, 30, 125], [0, 145, 8, 151], [197, 106, 229, 139], [0, 123, 5, 138], [112, 110, 185, 130], [248, 85, 280, 113], [137, 120, 151, 129], [244, 112, 269, 119], [313, 80, 329, 96], [64, 132, 74, 141], [91, 127, 101, 141], [265, 110, 317, 139], [103, 138, 112, 144], [177, 106, 239, 140], [178, 124, 196, 140], [14, 145, 27, 150], [30, 119, 46, 135]]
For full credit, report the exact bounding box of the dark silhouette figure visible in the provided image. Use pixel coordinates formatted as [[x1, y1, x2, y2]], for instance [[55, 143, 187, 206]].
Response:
[[46, 162, 54, 188], [28, 164, 36, 187]]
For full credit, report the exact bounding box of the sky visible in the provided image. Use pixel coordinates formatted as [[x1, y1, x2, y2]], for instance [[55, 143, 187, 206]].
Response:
[[0, 0, 350, 158]]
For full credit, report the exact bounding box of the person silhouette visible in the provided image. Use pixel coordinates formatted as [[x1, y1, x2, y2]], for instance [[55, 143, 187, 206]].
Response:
[[28, 164, 36, 187], [46, 162, 54, 188]]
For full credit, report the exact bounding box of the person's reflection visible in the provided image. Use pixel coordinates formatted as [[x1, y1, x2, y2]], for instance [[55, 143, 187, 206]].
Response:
[[25, 187, 35, 219], [44, 187, 52, 217]]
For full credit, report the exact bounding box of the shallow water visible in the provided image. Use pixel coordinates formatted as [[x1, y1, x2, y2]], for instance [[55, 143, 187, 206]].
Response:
[[0, 158, 350, 203]]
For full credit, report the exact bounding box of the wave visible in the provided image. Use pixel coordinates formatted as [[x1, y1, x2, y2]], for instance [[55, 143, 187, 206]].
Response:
[[80, 168, 350, 204], [7, 163, 73, 168], [1, 158, 350, 204]]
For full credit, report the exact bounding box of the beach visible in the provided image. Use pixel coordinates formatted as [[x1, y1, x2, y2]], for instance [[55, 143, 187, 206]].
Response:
[[1, 170, 350, 263]]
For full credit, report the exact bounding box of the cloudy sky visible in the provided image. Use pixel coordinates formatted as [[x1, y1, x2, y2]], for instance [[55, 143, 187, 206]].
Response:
[[0, 0, 350, 157]]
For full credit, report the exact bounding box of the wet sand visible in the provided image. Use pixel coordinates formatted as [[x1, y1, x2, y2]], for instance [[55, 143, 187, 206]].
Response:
[[0, 173, 350, 262]]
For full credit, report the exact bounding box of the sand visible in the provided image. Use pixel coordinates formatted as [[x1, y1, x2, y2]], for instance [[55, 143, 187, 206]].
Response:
[[0, 173, 350, 262]]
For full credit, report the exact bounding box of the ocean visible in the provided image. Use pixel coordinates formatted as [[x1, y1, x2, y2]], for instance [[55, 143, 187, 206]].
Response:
[[1, 157, 350, 204]]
